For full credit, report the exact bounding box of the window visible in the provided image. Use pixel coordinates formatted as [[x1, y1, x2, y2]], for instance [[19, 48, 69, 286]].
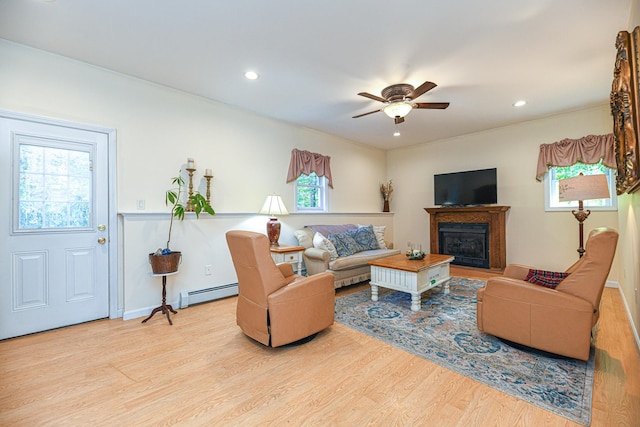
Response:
[[544, 161, 617, 211], [15, 141, 92, 231], [295, 172, 327, 212]]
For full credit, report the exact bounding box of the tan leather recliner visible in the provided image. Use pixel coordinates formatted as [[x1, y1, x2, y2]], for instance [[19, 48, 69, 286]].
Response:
[[477, 227, 618, 360], [226, 230, 335, 347]]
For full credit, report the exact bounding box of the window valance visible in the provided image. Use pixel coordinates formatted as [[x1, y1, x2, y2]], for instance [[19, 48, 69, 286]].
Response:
[[286, 149, 334, 188], [535, 134, 616, 181]]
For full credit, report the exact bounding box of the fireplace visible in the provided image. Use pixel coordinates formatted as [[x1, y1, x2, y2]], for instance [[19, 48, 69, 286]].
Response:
[[438, 222, 489, 268], [425, 205, 510, 271]]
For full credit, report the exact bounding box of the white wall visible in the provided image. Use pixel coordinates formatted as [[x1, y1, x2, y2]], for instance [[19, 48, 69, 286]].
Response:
[[119, 212, 393, 319], [2, 37, 632, 333], [387, 105, 620, 276], [0, 40, 390, 318], [616, 193, 640, 345]]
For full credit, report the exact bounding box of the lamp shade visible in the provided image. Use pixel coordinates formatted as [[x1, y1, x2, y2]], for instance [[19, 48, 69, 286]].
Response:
[[383, 101, 413, 118], [558, 174, 610, 202], [259, 194, 289, 217]]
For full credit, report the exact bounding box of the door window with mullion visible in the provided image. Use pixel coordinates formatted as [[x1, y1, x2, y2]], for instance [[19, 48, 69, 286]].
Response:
[[14, 136, 93, 232]]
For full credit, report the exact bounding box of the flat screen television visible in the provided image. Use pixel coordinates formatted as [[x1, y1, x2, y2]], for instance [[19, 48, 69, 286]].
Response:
[[434, 168, 497, 206]]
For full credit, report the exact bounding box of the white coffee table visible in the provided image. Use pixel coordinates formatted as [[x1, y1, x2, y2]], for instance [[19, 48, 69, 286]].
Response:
[[368, 253, 455, 311]]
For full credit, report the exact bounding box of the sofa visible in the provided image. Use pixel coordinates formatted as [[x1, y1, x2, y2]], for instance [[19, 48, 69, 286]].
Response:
[[294, 224, 400, 288]]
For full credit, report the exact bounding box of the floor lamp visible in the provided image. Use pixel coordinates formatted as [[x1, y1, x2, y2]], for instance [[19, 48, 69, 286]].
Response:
[[558, 173, 610, 257], [259, 194, 289, 246]]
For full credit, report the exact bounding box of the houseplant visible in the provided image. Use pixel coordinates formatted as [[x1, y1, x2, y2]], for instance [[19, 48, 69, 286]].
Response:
[[149, 173, 215, 274]]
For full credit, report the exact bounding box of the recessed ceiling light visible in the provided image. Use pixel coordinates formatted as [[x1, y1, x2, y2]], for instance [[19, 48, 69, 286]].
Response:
[[513, 100, 526, 107], [244, 71, 259, 80], [393, 131, 401, 137]]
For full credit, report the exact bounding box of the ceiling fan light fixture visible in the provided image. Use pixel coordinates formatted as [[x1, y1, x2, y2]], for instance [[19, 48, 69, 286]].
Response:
[[383, 101, 413, 119]]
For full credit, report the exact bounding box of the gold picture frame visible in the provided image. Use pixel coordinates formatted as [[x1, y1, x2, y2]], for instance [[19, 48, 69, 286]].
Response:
[[611, 27, 640, 194]]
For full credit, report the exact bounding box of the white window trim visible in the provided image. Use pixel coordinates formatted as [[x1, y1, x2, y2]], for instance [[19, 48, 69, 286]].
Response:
[[294, 173, 328, 213], [543, 167, 617, 212]]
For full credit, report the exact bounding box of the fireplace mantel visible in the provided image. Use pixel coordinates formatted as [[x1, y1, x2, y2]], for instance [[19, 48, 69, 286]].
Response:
[[424, 206, 510, 271]]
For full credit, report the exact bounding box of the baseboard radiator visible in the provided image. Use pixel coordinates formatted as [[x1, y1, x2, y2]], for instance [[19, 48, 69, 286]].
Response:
[[179, 283, 238, 308]]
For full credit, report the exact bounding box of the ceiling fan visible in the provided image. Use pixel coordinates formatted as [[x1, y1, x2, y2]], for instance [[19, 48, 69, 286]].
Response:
[[352, 80, 449, 124]]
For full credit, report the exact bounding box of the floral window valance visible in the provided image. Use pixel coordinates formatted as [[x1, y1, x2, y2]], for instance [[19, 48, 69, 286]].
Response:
[[286, 149, 334, 188], [535, 134, 616, 181]]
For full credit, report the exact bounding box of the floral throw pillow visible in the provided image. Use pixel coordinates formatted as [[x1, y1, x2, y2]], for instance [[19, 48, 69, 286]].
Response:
[[328, 226, 380, 257], [524, 269, 570, 289], [358, 224, 387, 249], [349, 225, 380, 251], [313, 232, 339, 260], [328, 231, 361, 257]]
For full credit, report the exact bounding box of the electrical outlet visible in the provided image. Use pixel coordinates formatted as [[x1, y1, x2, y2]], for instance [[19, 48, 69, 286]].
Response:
[[205, 265, 213, 275], [136, 199, 145, 210]]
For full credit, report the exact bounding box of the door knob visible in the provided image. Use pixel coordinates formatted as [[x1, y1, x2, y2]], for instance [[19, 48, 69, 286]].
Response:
[[97, 237, 106, 245], [98, 224, 106, 231]]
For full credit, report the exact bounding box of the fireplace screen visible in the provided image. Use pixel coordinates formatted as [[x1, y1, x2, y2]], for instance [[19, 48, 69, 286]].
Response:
[[438, 222, 489, 268]]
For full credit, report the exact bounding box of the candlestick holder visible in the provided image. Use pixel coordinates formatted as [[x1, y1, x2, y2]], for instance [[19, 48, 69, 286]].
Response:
[[204, 174, 213, 205], [186, 168, 196, 212]]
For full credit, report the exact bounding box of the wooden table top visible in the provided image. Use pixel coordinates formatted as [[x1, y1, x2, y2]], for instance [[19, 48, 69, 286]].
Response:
[[269, 245, 305, 254], [368, 253, 454, 273]]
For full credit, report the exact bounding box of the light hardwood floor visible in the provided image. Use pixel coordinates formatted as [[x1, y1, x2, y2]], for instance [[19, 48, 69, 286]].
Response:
[[1, 267, 638, 426]]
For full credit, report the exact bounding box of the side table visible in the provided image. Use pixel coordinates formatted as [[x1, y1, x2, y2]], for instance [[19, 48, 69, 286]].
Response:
[[269, 245, 305, 275], [142, 271, 178, 325]]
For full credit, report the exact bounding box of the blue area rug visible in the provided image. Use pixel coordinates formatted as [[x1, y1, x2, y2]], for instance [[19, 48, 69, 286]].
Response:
[[334, 277, 595, 425]]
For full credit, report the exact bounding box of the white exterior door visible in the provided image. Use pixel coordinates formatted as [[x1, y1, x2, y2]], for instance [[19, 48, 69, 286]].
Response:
[[0, 113, 113, 340]]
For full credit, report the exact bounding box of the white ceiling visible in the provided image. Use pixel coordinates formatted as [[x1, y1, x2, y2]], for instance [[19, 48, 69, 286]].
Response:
[[0, 0, 632, 150]]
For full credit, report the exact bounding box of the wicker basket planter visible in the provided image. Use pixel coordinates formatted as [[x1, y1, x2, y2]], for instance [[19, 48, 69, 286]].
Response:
[[149, 251, 182, 274]]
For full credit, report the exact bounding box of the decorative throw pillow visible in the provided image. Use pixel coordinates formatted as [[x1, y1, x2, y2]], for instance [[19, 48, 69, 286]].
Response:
[[328, 231, 360, 257], [524, 269, 570, 289], [294, 229, 313, 249], [313, 232, 339, 260], [348, 225, 380, 252], [359, 224, 387, 249]]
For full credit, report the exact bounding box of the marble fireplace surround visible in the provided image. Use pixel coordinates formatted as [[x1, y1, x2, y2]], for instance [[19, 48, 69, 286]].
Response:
[[424, 206, 510, 271]]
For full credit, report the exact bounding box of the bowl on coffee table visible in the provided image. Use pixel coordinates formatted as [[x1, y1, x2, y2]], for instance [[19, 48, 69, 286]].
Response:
[[406, 250, 425, 260]]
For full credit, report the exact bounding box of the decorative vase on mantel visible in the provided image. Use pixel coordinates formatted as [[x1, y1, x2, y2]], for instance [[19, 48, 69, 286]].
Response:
[[383, 200, 390, 212]]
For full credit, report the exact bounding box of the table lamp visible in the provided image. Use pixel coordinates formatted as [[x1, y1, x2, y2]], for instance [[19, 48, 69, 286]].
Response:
[[558, 173, 610, 257], [259, 194, 289, 246]]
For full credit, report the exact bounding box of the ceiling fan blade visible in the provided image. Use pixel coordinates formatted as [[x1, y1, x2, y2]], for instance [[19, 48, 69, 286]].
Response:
[[352, 109, 382, 118], [411, 81, 437, 99], [413, 102, 450, 109], [394, 116, 405, 125], [357, 92, 387, 103]]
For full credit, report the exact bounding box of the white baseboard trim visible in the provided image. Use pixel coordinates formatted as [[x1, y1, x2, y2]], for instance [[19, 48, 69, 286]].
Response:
[[617, 286, 640, 355], [122, 283, 239, 321], [123, 299, 179, 321], [179, 283, 238, 308]]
